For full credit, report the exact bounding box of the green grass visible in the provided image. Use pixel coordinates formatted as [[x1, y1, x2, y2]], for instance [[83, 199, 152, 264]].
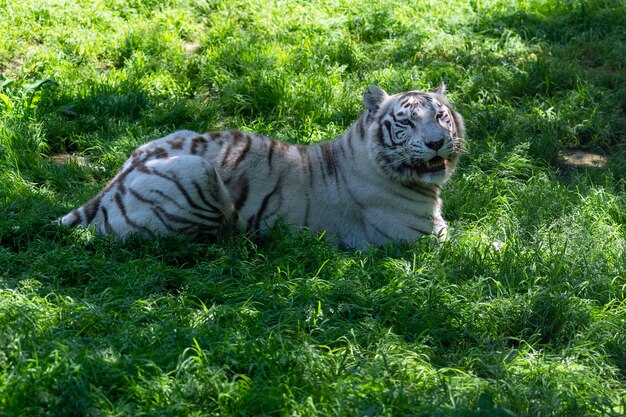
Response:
[[1, 0, 625, 415]]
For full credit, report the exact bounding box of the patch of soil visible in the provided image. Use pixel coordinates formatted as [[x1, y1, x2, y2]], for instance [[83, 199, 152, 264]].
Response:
[[50, 153, 89, 166], [185, 42, 201, 54], [50, 153, 104, 171], [557, 149, 608, 169]]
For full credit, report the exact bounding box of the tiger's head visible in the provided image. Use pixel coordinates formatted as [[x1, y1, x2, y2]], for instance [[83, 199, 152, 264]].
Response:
[[364, 83, 465, 186]]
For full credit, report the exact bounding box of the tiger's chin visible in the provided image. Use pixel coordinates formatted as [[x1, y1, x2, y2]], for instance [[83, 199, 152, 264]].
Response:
[[413, 156, 447, 174], [382, 157, 452, 186], [411, 156, 451, 185]]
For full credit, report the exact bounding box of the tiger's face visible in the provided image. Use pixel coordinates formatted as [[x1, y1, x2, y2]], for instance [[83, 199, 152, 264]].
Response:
[[364, 84, 465, 186]]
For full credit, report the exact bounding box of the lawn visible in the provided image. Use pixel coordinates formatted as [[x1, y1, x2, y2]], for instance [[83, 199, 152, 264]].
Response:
[[1, 0, 625, 415]]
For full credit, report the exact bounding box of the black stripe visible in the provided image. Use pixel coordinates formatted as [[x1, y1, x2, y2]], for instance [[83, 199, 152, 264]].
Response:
[[332, 143, 346, 186], [268, 140, 276, 167], [408, 224, 432, 235], [358, 115, 367, 139], [387, 188, 430, 204], [68, 209, 82, 227], [112, 193, 128, 221], [129, 188, 154, 204], [402, 183, 438, 200], [191, 181, 221, 212], [152, 189, 184, 208], [373, 126, 384, 148], [191, 136, 209, 155], [152, 207, 179, 233], [336, 140, 348, 160], [149, 147, 168, 159], [251, 178, 281, 231], [233, 135, 252, 167], [319, 142, 337, 178], [130, 187, 220, 225], [135, 162, 151, 174], [303, 195, 310, 228], [346, 128, 355, 152], [220, 143, 235, 167], [296, 145, 307, 162], [297, 146, 314, 188], [315, 147, 327, 182], [154, 206, 221, 226], [369, 222, 395, 241], [102, 206, 113, 234], [233, 176, 249, 212], [189, 211, 224, 222], [231, 130, 243, 143], [152, 207, 213, 236], [382, 120, 393, 144], [114, 192, 155, 238], [149, 170, 205, 212], [82, 196, 102, 224], [117, 174, 127, 195]]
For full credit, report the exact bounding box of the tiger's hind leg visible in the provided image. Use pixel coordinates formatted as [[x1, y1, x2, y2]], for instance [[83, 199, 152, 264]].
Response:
[[119, 155, 242, 240], [59, 155, 242, 240]]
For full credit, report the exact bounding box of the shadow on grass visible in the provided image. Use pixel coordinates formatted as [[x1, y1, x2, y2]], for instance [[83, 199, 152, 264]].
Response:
[[37, 79, 207, 154], [3, 217, 625, 414], [473, 0, 626, 143]]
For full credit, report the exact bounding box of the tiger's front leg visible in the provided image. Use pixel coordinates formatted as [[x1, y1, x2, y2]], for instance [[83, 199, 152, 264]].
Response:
[[102, 155, 241, 240]]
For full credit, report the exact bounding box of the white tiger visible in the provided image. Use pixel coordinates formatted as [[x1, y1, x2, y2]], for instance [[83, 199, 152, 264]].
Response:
[[57, 83, 465, 249]]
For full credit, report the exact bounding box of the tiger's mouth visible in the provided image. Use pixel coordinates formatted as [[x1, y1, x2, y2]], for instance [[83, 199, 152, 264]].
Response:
[[413, 156, 447, 174]]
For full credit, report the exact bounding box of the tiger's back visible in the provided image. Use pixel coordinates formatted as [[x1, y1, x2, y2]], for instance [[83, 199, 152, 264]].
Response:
[[58, 83, 465, 249]]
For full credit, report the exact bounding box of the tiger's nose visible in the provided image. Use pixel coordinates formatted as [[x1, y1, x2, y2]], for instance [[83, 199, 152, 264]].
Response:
[[425, 138, 444, 150]]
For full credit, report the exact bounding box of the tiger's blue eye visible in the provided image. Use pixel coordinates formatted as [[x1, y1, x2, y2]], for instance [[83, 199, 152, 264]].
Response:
[[398, 119, 413, 126]]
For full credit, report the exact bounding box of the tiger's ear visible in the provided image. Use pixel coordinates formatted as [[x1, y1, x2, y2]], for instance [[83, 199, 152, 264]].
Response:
[[363, 84, 388, 113], [433, 81, 447, 95]]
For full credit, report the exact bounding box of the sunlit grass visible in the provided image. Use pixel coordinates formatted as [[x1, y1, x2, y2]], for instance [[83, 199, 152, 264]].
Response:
[[1, 0, 625, 415]]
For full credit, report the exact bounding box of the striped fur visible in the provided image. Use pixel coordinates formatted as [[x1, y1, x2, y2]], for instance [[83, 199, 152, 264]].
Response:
[[57, 84, 465, 249]]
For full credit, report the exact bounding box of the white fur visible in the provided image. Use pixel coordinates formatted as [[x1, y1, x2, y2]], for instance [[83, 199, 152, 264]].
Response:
[[59, 85, 465, 248]]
